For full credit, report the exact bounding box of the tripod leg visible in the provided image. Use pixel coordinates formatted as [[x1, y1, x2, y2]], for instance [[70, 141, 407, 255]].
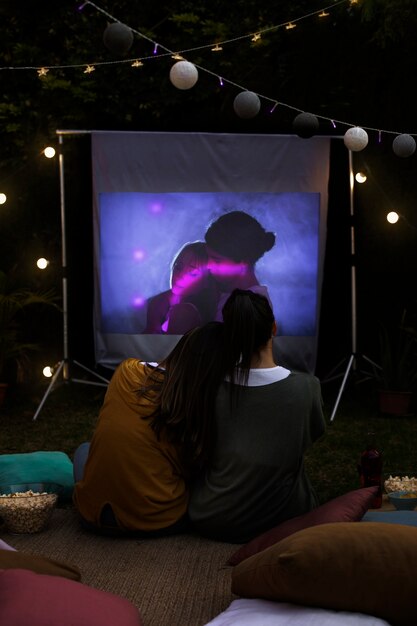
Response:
[[72, 360, 110, 386], [329, 354, 355, 423], [32, 361, 65, 421]]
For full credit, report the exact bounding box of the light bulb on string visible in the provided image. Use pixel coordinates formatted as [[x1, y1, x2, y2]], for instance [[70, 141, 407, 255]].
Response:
[[43, 366, 53, 378], [293, 112, 319, 138], [103, 22, 134, 56], [0, 193, 6, 205], [344, 127, 369, 152], [233, 91, 261, 119], [36, 258, 49, 270], [169, 61, 198, 90], [392, 134, 416, 158], [387, 212, 399, 224], [43, 147, 56, 159], [355, 172, 367, 183]]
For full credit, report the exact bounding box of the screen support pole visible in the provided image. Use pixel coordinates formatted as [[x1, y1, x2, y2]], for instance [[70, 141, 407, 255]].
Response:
[[33, 131, 110, 421], [328, 150, 380, 422]]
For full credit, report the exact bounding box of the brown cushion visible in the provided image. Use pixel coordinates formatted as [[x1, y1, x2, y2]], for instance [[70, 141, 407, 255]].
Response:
[[231, 522, 417, 626], [0, 549, 81, 581], [228, 487, 378, 565]]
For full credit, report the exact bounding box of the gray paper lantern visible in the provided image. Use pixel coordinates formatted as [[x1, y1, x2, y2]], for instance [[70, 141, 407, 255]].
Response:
[[293, 112, 319, 138], [103, 22, 134, 56], [343, 127, 368, 152], [392, 134, 416, 158], [233, 91, 261, 119], [169, 61, 198, 90]]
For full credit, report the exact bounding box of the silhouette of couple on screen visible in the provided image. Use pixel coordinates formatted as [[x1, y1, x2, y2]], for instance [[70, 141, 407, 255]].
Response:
[[143, 211, 276, 335]]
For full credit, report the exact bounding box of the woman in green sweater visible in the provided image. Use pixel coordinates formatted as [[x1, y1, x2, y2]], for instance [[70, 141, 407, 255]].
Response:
[[187, 289, 326, 543]]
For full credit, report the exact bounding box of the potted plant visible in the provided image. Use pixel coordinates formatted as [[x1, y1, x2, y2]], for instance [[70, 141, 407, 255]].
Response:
[[376, 311, 417, 416], [0, 269, 59, 405]]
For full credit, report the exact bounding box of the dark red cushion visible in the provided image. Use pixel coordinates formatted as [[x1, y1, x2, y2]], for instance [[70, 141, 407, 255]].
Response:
[[227, 486, 378, 565], [0, 569, 143, 626]]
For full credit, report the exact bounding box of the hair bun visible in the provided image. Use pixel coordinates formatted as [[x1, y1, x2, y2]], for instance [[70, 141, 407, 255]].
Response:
[[205, 211, 276, 263], [264, 231, 276, 252]]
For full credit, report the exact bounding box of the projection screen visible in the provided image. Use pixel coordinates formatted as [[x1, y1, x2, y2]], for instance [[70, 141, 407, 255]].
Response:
[[92, 132, 330, 373]]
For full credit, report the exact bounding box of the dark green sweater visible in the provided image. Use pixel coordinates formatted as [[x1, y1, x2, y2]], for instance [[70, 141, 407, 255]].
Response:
[[188, 372, 325, 543]]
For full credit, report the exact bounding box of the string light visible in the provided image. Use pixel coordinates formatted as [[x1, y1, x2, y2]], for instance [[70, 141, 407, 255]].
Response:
[[43, 366, 53, 378], [43, 147, 56, 158], [36, 258, 50, 270], [2, 0, 417, 143], [0, 193, 6, 205], [387, 212, 399, 224], [355, 171, 367, 183], [219, 76, 224, 86], [0, 0, 348, 76], [269, 102, 278, 114], [251, 33, 261, 42], [319, 10, 329, 17]]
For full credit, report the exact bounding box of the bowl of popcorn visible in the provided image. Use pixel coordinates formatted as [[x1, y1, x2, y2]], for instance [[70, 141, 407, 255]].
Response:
[[384, 475, 417, 494], [0, 483, 62, 533], [387, 490, 417, 511]]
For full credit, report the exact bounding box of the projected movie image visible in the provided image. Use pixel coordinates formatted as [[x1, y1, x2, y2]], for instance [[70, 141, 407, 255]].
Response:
[[98, 191, 320, 337]]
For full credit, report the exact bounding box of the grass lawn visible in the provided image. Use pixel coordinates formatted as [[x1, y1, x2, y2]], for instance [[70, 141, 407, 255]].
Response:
[[1, 374, 416, 504]]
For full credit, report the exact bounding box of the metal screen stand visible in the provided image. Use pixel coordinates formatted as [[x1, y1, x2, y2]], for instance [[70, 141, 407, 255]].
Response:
[[33, 131, 109, 421], [323, 150, 380, 422]]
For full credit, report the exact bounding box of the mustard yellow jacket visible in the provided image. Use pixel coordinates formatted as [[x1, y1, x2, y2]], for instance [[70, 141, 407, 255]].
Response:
[[73, 359, 187, 531]]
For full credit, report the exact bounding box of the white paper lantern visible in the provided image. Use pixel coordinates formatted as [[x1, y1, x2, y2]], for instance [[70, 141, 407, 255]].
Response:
[[169, 61, 198, 90], [344, 127, 369, 152], [103, 22, 134, 56], [233, 91, 261, 119], [392, 134, 416, 158], [293, 112, 319, 138]]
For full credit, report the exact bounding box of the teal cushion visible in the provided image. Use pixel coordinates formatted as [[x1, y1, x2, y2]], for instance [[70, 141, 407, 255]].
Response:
[[362, 510, 417, 527], [0, 452, 74, 501]]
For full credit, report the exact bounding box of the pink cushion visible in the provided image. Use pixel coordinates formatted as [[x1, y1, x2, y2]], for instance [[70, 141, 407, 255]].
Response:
[[227, 486, 378, 565], [0, 569, 143, 626]]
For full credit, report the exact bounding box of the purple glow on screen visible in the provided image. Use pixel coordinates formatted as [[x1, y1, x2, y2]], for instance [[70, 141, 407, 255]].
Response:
[[150, 202, 162, 214], [98, 191, 320, 337], [133, 296, 146, 308], [133, 249, 146, 261]]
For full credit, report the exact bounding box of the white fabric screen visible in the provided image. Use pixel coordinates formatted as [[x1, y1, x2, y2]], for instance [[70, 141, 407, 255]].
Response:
[[92, 131, 330, 372]]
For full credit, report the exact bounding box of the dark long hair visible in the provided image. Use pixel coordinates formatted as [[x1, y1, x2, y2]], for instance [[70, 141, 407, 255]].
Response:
[[139, 322, 227, 471], [139, 291, 275, 471], [222, 288, 275, 387]]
